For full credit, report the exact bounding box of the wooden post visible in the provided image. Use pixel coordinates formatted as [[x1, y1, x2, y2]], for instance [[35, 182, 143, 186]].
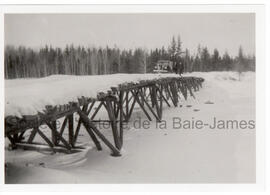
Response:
[[126, 94, 136, 121], [51, 120, 57, 146], [56, 117, 68, 145], [150, 87, 156, 108], [105, 99, 121, 150], [79, 104, 102, 150], [125, 91, 129, 121], [68, 114, 74, 146], [156, 86, 171, 107], [138, 88, 160, 122], [169, 82, 178, 107], [158, 84, 163, 119], [27, 128, 38, 143], [149, 85, 161, 121], [130, 90, 152, 121], [119, 91, 124, 148]]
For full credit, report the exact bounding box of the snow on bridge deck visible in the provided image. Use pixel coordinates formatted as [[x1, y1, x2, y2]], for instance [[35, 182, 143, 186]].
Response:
[[5, 73, 179, 117]]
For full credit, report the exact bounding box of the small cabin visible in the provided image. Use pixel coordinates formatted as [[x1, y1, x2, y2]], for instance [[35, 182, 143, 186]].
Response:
[[153, 60, 173, 73]]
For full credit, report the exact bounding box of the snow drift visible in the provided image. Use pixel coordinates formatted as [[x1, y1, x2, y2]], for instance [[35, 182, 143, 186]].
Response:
[[5, 72, 254, 117], [5, 73, 179, 117]]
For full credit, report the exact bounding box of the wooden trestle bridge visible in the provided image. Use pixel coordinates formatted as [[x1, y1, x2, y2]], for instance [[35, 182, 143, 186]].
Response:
[[5, 76, 204, 156]]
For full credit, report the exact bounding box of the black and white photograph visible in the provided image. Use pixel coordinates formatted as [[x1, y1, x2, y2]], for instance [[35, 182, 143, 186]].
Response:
[[0, 3, 266, 189]]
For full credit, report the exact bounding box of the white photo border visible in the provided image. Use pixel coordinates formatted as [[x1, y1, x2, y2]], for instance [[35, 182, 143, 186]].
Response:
[[0, 4, 266, 192]]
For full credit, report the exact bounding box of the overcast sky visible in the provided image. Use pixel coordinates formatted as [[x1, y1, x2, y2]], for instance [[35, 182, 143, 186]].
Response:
[[5, 13, 255, 56]]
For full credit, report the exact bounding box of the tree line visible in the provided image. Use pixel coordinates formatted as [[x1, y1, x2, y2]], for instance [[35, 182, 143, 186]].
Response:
[[4, 36, 255, 79]]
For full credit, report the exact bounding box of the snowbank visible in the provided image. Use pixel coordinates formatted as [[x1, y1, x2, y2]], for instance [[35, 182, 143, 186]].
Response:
[[184, 71, 255, 82], [185, 71, 255, 99], [5, 73, 178, 117], [5, 72, 255, 118]]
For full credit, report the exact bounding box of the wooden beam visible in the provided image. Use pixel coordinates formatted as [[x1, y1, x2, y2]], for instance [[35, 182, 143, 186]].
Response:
[[156, 87, 171, 107], [68, 114, 74, 146], [36, 128, 55, 152], [142, 86, 160, 122], [119, 91, 124, 148], [51, 120, 57, 145], [130, 90, 152, 121], [45, 121, 71, 150], [86, 100, 96, 115], [105, 100, 121, 150], [77, 109, 121, 156], [57, 117, 68, 145], [90, 102, 104, 120], [27, 128, 38, 143]]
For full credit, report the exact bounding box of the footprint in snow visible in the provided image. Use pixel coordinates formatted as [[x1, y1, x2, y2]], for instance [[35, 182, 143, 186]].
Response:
[[204, 100, 214, 104], [39, 162, 45, 168]]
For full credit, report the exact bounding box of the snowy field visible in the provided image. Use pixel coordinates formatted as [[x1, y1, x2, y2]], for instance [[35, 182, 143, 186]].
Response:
[[5, 71, 255, 183], [5, 73, 179, 117]]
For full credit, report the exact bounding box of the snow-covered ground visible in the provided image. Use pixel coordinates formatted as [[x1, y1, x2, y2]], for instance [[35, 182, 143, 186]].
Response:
[[5, 73, 179, 117], [5, 71, 255, 183]]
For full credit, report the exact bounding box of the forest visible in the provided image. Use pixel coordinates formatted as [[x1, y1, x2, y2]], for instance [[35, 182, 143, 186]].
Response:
[[4, 36, 255, 79]]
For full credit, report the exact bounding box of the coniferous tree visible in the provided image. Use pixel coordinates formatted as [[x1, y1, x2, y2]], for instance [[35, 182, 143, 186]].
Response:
[[4, 41, 255, 79], [176, 35, 182, 55], [235, 46, 245, 80], [212, 49, 221, 71], [169, 36, 177, 56]]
